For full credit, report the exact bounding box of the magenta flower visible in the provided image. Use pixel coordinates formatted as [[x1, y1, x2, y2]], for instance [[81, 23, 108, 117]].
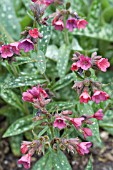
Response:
[[22, 91, 34, 102], [32, 0, 54, 6], [71, 63, 78, 71], [77, 19, 88, 30], [76, 55, 91, 70], [10, 42, 20, 55], [29, 28, 39, 38], [76, 142, 92, 155], [53, 20, 64, 31], [29, 85, 48, 99], [53, 116, 66, 129], [69, 117, 85, 129], [80, 91, 91, 103], [66, 18, 77, 32], [44, 0, 54, 6], [82, 128, 92, 139], [1, 45, 13, 58], [18, 39, 34, 52], [93, 109, 104, 120], [20, 141, 31, 154], [92, 90, 109, 104], [96, 58, 110, 72], [18, 153, 31, 169]]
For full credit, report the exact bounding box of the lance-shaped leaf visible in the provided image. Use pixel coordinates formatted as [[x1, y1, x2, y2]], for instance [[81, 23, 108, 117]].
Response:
[[32, 150, 72, 170], [3, 115, 43, 137], [0, 88, 23, 110], [2, 73, 46, 89], [57, 45, 70, 78], [38, 19, 51, 54], [0, 0, 21, 40], [34, 51, 46, 74]]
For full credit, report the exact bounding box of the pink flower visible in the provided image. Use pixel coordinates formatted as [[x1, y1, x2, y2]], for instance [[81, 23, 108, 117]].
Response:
[[80, 91, 91, 103], [22, 91, 34, 102], [53, 20, 64, 31], [96, 58, 110, 72], [76, 55, 91, 70], [93, 109, 104, 120], [92, 90, 109, 104], [18, 39, 34, 52], [29, 85, 48, 99], [10, 42, 20, 55], [69, 117, 85, 129], [82, 128, 92, 139], [76, 142, 92, 155], [53, 116, 66, 129], [66, 18, 77, 32], [1, 45, 13, 58], [77, 19, 88, 30], [71, 63, 78, 71], [32, 0, 54, 6], [18, 153, 31, 169], [20, 141, 31, 154], [44, 0, 54, 6], [29, 28, 39, 38], [31, 0, 37, 2]]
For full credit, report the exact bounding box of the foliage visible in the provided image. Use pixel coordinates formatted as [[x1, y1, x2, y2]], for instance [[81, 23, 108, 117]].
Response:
[[0, 0, 113, 170]]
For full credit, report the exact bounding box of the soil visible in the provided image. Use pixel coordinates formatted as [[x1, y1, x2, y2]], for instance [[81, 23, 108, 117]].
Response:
[[0, 116, 113, 170]]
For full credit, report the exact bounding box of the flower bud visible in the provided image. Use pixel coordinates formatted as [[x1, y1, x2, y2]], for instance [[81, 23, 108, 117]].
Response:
[[59, 143, 66, 151]]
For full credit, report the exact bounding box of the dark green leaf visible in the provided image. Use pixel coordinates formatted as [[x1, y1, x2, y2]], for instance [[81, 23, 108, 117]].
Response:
[[38, 19, 51, 54], [3, 115, 43, 137], [0, 0, 21, 39], [2, 74, 46, 89], [32, 150, 72, 170]]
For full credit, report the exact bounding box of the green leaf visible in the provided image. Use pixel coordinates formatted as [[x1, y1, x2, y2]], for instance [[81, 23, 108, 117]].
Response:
[[57, 45, 70, 78], [0, 0, 21, 39], [9, 135, 22, 156], [37, 126, 49, 138], [3, 115, 43, 137], [52, 150, 72, 170], [2, 74, 46, 89], [77, 103, 94, 116], [13, 57, 38, 66], [88, 119, 102, 145], [32, 150, 72, 170], [47, 101, 75, 112], [0, 88, 23, 110], [85, 156, 93, 170], [51, 73, 74, 91], [46, 45, 59, 61], [35, 51, 46, 74], [32, 152, 53, 170], [38, 19, 51, 54], [99, 110, 113, 135]]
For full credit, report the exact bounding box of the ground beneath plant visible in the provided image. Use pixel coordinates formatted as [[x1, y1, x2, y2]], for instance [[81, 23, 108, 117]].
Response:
[[0, 117, 113, 170]]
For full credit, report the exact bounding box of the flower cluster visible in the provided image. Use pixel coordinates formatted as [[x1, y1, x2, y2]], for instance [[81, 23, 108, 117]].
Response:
[[53, 109, 103, 138], [73, 79, 110, 104], [71, 52, 110, 72], [22, 84, 51, 113], [52, 11, 88, 32], [18, 137, 50, 169]]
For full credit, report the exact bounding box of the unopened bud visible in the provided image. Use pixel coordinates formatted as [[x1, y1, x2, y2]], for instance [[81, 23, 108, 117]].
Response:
[[44, 135, 49, 141], [59, 143, 66, 151], [44, 142, 50, 149], [61, 110, 73, 115]]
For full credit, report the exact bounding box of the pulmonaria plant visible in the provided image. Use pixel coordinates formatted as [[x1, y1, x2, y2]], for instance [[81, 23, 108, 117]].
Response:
[[0, 1, 111, 170]]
